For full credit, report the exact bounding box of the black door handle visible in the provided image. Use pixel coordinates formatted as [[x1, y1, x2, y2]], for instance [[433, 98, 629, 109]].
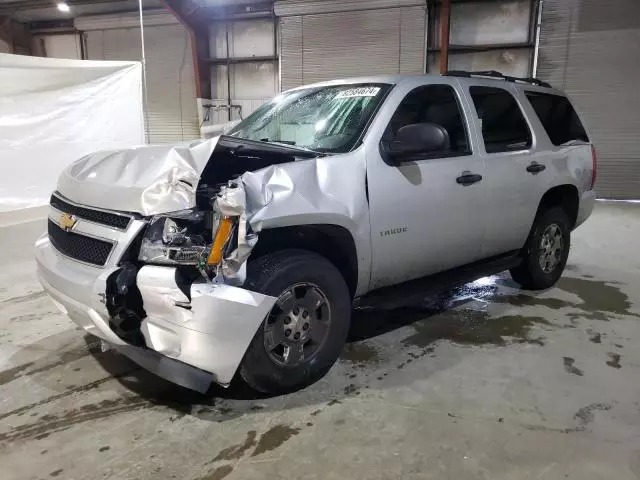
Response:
[[526, 162, 546, 174], [456, 171, 483, 186]]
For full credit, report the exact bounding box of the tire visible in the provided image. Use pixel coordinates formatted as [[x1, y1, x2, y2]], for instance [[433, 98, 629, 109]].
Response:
[[239, 249, 352, 394], [510, 206, 571, 290]]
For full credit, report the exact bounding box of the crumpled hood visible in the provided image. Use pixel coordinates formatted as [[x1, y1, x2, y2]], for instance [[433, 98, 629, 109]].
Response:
[[56, 135, 320, 216], [57, 138, 219, 216]]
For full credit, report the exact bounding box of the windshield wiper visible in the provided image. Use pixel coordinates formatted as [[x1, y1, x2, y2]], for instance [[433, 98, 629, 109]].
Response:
[[258, 138, 325, 155], [260, 138, 296, 145]]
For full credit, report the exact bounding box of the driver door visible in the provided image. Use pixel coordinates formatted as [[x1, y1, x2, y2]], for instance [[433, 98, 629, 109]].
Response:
[[366, 82, 487, 290]]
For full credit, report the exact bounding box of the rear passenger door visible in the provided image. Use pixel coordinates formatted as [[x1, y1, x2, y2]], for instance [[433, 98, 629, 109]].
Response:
[[465, 85, 543, 258], [366, 83, 487, 290]]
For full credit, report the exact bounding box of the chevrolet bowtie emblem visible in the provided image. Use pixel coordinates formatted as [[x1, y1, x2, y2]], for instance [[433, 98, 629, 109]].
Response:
[[59, 213, 77, 231]]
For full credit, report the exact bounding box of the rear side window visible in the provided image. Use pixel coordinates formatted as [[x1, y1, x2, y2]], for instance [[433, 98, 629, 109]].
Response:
[[525, 92, 589, 146], [469, 86, 532, 153]]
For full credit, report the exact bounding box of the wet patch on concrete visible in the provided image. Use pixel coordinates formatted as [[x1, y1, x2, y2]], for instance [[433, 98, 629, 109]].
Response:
[[9, 312, 56, 323], [1, 290, 46, 305], [557, 277, 638, 319], [401, 309, 550, 349], [211, 431, 257, 462], [562, 357, 584, 376], [606, 353, 622, 369], [343, 384, 359, 395], [0, 370, 140, 422], [524, 403, 612, 434], [340, 342, 380, 365], [588, 330, 602, 343], [251, 424, 301, 457], [574, 403, 612, 427], [195, 465, 234, 480], [567, 311, 610, 322], [0, 342, 103, 388], [0, 396, 151, 443], [494, 294, 570, 310], [0, 362, 35, 386]]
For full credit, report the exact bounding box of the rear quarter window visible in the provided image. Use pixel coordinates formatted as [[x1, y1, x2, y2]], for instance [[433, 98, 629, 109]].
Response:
[[525, 92, 589, 146]]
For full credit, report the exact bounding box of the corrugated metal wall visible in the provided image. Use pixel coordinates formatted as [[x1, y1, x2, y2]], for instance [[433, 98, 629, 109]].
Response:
[[85, 19, 199, 144], [428, 0, 532, 77], [279, 5, 426, 91], [538, 0, 640, 199], [209, 18, 277, 123]]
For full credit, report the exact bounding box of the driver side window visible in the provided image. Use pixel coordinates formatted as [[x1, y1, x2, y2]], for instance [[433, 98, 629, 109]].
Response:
[[385, 84, 471, 155]]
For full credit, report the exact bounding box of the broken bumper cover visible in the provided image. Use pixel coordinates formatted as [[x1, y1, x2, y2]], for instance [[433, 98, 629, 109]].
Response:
[[35, 234, 277, 390]]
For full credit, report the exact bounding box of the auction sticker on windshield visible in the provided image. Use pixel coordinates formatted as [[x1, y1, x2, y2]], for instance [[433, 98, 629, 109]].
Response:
[[335, 87, 381, 98]]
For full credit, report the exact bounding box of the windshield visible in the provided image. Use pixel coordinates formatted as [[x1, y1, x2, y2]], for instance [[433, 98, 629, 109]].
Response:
[[227, 83, 392, 154]]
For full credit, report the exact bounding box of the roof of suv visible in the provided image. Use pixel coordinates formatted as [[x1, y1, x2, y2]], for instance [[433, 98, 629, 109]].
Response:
[[291, 72, 565, 96]]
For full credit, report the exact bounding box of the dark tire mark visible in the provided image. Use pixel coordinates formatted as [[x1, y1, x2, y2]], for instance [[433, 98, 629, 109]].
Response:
[[1, 291, 47, 305]]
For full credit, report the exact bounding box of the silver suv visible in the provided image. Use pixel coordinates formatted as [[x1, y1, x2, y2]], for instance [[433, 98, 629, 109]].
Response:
[[35, 71, 596, 394]]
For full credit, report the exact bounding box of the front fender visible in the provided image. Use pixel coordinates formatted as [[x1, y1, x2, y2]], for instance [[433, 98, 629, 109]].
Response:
[[240, 156, 372, 295]]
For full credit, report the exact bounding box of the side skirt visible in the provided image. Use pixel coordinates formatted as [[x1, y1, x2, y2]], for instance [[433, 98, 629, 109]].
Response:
[[357, 251, 521, 310]]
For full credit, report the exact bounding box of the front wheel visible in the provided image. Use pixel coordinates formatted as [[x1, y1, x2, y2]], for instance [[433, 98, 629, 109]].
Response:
[[239, 249, 351, 394], [510, 206, 571, 290]]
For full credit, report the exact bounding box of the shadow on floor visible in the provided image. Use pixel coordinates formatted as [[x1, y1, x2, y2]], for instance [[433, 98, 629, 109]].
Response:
[[81, 268, 629, 418], [85, 281, 501, 411]]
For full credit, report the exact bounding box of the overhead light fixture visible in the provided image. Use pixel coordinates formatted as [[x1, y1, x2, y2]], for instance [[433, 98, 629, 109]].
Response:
[[57, 2, 71, 12]]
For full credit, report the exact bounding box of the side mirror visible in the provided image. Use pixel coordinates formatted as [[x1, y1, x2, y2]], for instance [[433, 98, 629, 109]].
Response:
[[386, 123, 450, 161]]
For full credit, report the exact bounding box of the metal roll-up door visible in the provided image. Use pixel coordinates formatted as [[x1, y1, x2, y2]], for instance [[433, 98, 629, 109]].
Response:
[[537, 0, 640, 199], [277, 0, 426, 91], [83, 13, 199, 144]]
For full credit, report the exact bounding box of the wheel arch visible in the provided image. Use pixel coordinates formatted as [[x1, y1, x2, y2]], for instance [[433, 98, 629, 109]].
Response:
[[535, 184, 580, 229], [249, 224, 360, 298]]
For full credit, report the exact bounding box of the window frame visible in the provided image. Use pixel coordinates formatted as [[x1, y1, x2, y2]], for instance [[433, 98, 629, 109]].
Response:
[[380, 83, 474, 162], [523, 90, 590, 147], [468, 85, 535, 155]]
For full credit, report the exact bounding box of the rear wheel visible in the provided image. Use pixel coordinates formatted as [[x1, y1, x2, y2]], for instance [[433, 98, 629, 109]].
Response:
[[510, 206, 571, 290], [239, 249, 351, 394]]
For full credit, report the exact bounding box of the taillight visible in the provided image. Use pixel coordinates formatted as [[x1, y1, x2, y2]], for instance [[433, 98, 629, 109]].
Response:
[[590, 145, 597, 190]]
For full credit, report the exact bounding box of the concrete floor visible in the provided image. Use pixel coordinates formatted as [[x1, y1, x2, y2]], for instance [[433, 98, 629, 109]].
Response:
[[1, 202, 640, 480]]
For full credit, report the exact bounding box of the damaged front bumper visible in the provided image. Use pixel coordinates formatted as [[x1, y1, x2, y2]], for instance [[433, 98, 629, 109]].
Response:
[[35, 234, 276, 392]]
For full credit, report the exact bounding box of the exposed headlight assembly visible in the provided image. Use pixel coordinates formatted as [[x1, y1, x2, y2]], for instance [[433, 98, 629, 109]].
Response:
[[138, 209, 209, 265]]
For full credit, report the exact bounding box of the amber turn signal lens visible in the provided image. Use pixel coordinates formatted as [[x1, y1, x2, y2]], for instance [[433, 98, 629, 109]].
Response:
[[207, 216, 233, 265]]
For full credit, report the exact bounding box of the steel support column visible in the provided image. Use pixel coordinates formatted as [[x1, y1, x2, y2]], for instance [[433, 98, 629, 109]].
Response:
[[439, 0, 451, 73], [160, 0, 211, 99]]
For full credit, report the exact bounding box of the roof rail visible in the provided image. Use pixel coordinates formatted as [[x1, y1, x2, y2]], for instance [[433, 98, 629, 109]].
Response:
[[444, 70, 552, 89]]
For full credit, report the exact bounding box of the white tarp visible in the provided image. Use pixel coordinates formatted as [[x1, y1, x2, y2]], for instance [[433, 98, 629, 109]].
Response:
[[0, 53, 144, 213]]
